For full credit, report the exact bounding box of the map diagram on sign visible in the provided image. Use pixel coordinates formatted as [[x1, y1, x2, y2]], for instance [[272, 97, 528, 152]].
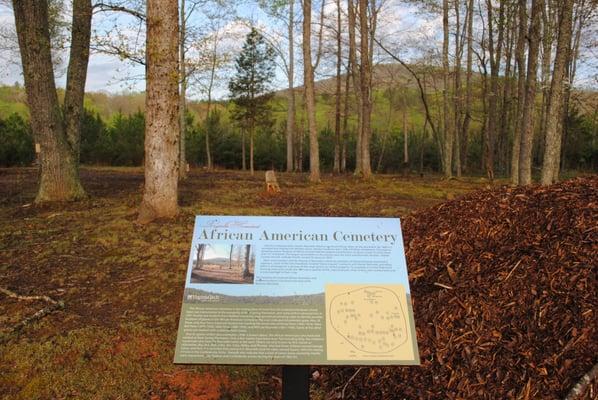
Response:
[[326, 284, 413, 361]]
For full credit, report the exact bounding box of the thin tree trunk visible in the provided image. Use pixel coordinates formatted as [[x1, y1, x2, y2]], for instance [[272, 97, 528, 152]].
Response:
[[499, 3, 515, 176], [485, 0, 504, 181], [204, 30, 219, 171], [539, 1, 554, 144], [541, 0, 574, 184], [403, 105, 409, 166], [442, 0, 452, 178], [138, 0, 180, 223], [178, 0, 187, 179], [286, 0, 295, 172], [303, 0, 320, 182], [512, 0, 527, 184], [348, 0, 362, 174], [341, 59, 351, 172], [250, 125, 254, 175], [462, 0, 474, 175], [358, 0, 372, 179], [333, 0, 342, 174], [518, 0, 543, 185], [241, 130, 246, 170], [13, 0, 87, 202], [453, 0, 463, 177]]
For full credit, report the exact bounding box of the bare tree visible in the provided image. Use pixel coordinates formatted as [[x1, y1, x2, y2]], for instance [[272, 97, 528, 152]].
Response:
[[511, 0, 528, 184], [518, 0, 543, 185], [303, 0, 320, 182], [138, 0, 180, 223], [333, 0, 342, 173], [441, 0, 452, 178], [358, 0, 373, 178]]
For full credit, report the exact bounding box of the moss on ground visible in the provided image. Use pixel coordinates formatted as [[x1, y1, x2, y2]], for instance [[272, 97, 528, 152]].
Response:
[[0, 167, 491, 399]]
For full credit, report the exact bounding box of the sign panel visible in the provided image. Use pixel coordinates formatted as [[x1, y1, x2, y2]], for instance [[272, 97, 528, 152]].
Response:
[[174, 216, 419, 365]]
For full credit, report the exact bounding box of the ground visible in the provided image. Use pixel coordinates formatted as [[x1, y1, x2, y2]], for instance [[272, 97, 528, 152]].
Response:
[[0, 167, 500, 400]]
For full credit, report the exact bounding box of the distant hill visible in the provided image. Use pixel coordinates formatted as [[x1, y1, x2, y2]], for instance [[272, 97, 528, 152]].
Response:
[[0, 62, 595, 121]]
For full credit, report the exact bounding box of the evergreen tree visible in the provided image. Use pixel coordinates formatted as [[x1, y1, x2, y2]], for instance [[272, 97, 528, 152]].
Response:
[[228, 27, 276, 175]]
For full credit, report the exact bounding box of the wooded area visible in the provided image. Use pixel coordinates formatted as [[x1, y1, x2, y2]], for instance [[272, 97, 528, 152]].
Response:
[[0, 0, 596, 217], [0, 0, 596, 398]]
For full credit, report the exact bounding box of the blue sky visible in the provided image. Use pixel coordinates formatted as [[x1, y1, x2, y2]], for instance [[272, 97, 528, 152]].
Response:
[[0, 0, 595, 99]]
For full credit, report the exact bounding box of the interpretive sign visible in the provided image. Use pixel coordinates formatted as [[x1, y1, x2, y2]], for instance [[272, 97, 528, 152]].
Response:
[[174, 216, 420, 365]]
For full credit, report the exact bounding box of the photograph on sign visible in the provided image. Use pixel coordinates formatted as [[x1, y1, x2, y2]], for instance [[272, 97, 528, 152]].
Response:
[[174, 216, 420, 365]]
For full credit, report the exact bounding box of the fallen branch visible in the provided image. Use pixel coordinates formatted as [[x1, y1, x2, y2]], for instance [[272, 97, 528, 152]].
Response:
[[0, 287, 64, 344], [564, 363, 598, 400], [0, 286, 59, 305], [329, 367, 363, 399]]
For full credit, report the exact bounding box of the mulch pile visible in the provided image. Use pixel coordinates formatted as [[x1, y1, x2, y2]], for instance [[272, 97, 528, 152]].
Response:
[[320, 176, 597, 399]]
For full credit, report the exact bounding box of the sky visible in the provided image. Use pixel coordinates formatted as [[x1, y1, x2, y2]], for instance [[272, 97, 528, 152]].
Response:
[[0, 0, 448, 99], [0, 0, 595, 101]]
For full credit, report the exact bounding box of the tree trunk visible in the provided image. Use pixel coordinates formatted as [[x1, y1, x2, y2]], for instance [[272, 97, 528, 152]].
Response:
[[485, 0, 504, 181], [348, 0, 362, 174], [453, 0, 462, 177], [303, 0, 320, 183], [403, 106, 409, 166], [64, 0, 92, 166], [541, 0, 574, 185], [499, 3, 515, 176], [518, 0, 543, 185], [178, 0, 187, 179], [13, 0, 87, 202], [243, 245, 251, 277], [462, 0, 474, 175], [138, 0, 180, 223], [341, 59, 351, 172], [512, 0, 528, 184], [442, 0, 452, 178], [358, 0, 372, 179], [241, 130, 246, 170], [250, 125, 255, 175], [286, 0, 295, 172], [205, 30, 219, 171], [333, 0, 342, 174]]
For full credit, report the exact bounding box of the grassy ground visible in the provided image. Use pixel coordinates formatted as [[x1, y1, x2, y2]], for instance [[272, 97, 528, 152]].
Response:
[[0, 167, 497, 400]]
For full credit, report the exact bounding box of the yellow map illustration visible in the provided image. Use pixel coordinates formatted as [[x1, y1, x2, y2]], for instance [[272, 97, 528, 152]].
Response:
[[325, 284, 415, 361]]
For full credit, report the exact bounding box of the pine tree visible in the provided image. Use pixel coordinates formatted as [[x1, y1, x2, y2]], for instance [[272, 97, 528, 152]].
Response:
[[228, 27, 276, 175]]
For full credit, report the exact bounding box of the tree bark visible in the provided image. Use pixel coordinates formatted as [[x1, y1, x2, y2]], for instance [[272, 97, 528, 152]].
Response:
[[453, 0, 463, 178], [541, 0, 574, 184], [64, 0, 92, 166], [333, 0, 342, 174], [485, 0, 504, 181], [512, 0, 528, 184], [358, 0, 372, 179], [250, 125, 255, 175], [462, 0, 474, 175], [518, 0, 543, 185], [303, 0, 320, 182], [286, 0, 295, 172], [348, 0, 362, 174], [178, 0, 187, 179], [442, 0, 452, 178], [13, 0, 87, 202], [138, 0, 180, 223], [205, 30, 219, 171], [341, 59, 351, 172]]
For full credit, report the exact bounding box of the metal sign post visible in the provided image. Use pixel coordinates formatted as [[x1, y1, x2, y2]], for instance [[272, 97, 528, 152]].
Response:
[[282, 365, 310, 400]]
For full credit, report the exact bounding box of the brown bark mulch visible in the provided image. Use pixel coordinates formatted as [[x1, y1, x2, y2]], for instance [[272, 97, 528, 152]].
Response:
[[319, 176, 597, 399]]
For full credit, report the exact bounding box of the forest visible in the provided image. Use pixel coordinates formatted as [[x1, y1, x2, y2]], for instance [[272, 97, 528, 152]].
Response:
[[0, 0, 597, 399]]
